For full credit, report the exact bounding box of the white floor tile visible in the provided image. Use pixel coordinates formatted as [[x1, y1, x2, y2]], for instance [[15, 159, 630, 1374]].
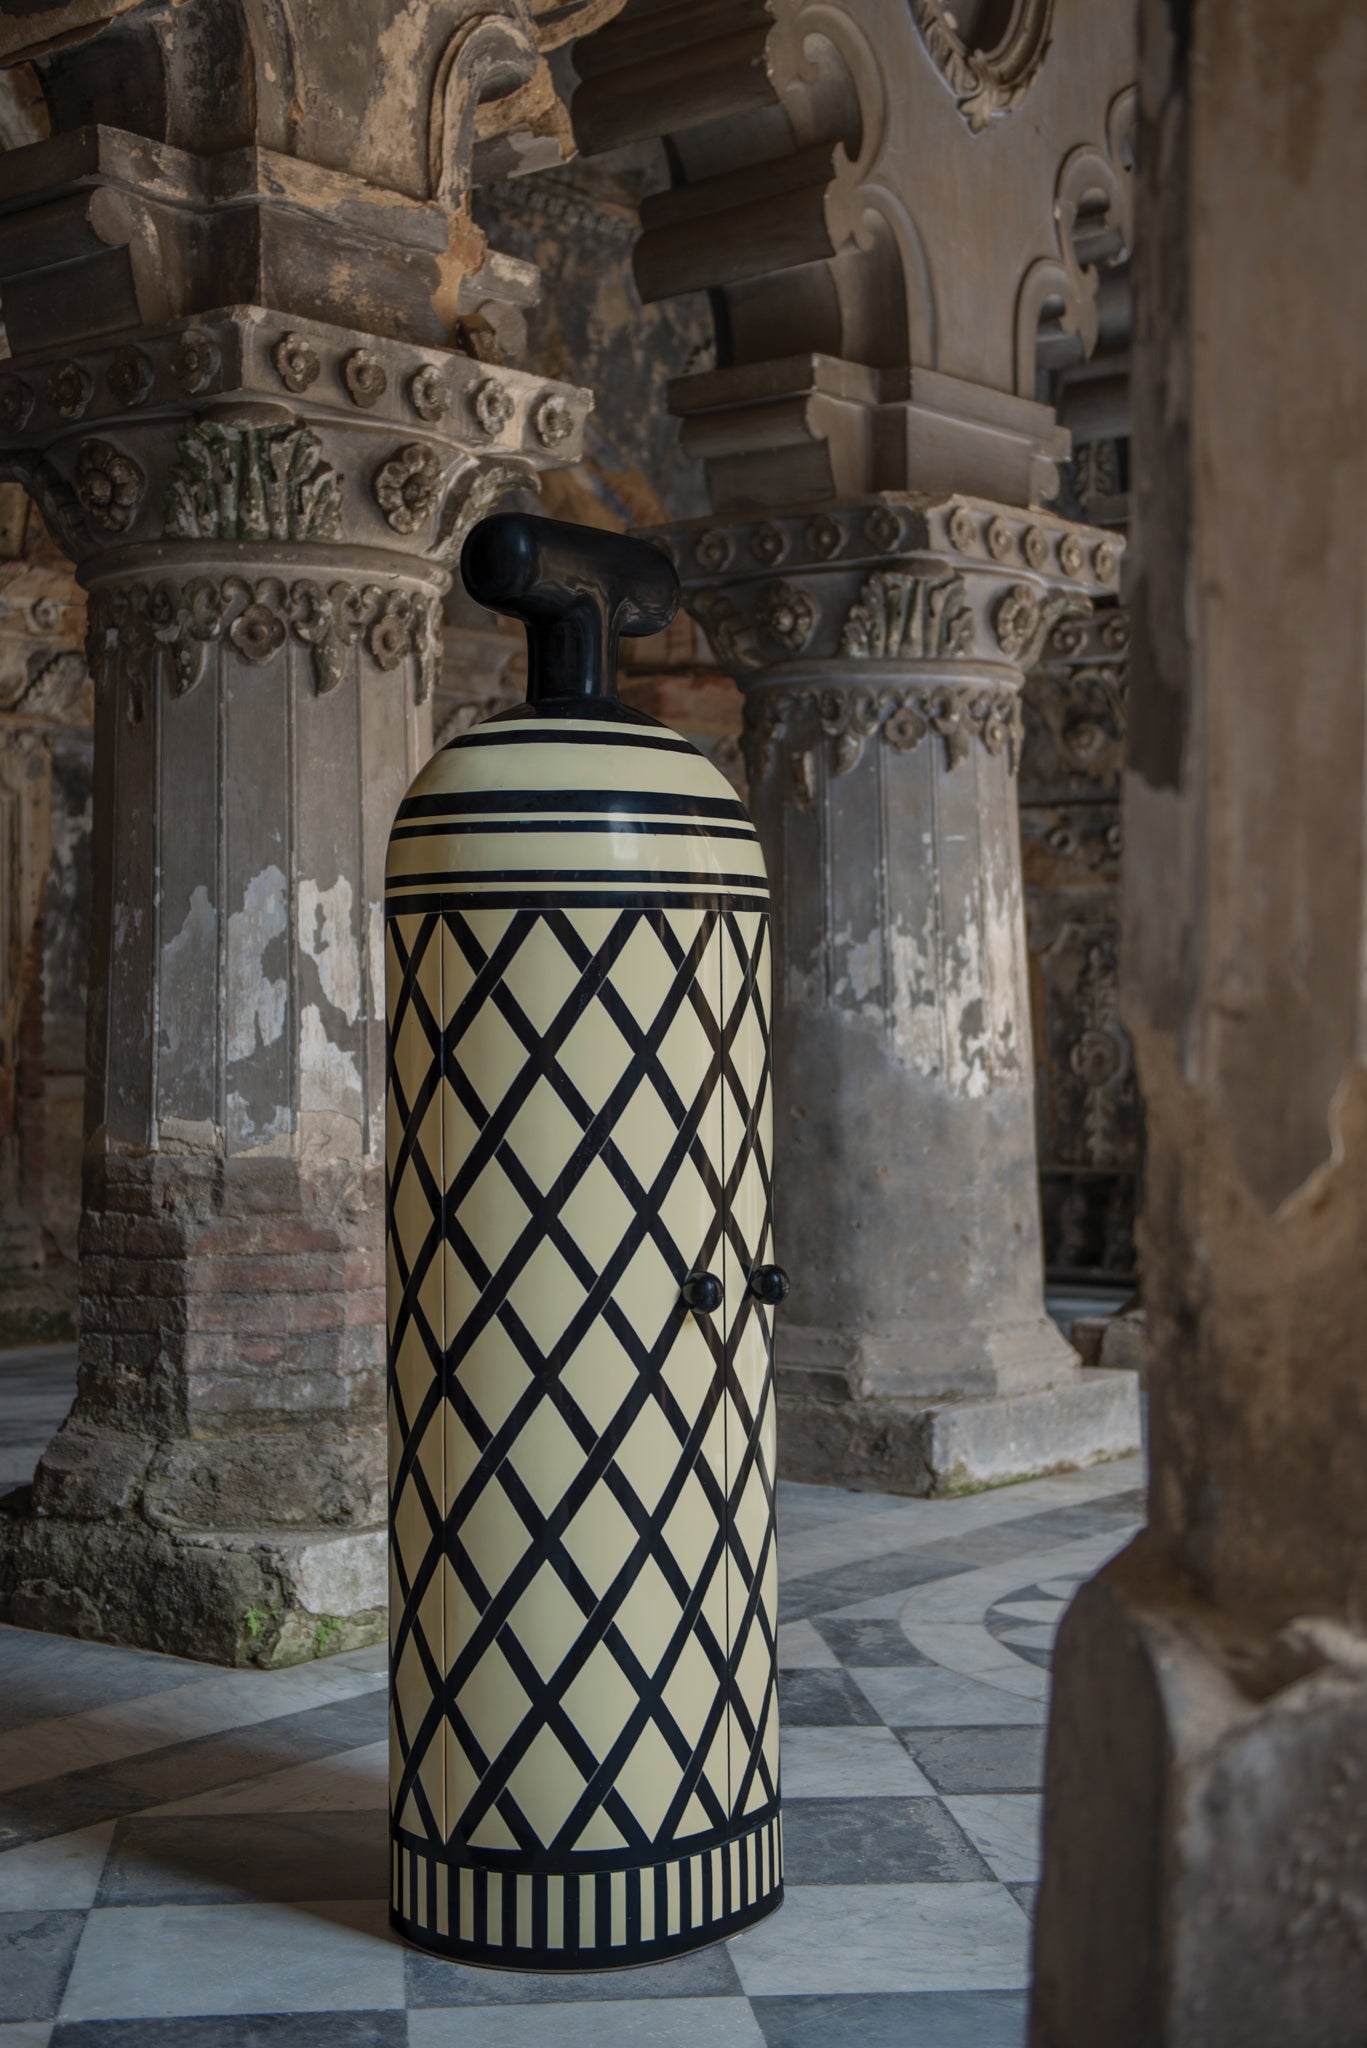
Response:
[[848, 1667, 1047, 1727], [727, 1882, 1030, 1995], [409, 1998, 766, 2047], [0, 2025, 54, 2047], [60, 1899, 405, 2019], [0, 1824, 113, 1909], [776, 1622, 839, 1670], [780, 1725, 935, 1799], [944, 1794, 1043, 1882]]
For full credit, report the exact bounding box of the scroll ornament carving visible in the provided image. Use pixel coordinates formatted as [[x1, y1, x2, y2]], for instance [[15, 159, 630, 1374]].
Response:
[[373, 443, 443, 534], [471, 378, 515, 436], [164, 421, 343, 542], [744, 679, 1024, 782], [910, 0, 1055, 130], [533, 394, 574, 447], [430, 461, 531, 565], [994, 583, 1090, 670], [0, 377, 35, 434], [841, 571, 973, 661], [686, 590, 760, 671], [169, 331, 219, 396], [756, 580, 818, 653], [807, 515, 843, 559], [107, 347, 154, 408], [75, 439, 145, 533], [48, 361, 92, 420], [408, 365, 449, 423], [1070, 941, 1131, 1164], [343, 349, 389, 409], [90, 575, 440, 716], [273, 333, 321, 394]]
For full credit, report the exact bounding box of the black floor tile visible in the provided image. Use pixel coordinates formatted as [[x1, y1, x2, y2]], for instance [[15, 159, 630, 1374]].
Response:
[[0, 1906, 85, 2021], [1009, 1881, 1039, 1919], [895, 1725, 1047, 1794], [781, 1796, 992, 1885], [0, 1685, 387, 1847], [406, 1939, 742, 2006], [98, 1811, 389, 1905], [51, 2017, 408, 2047], [753, 1990, 1028, 2047], [813, 1618, 932, 1667], [777, 1669, 881, 1727]]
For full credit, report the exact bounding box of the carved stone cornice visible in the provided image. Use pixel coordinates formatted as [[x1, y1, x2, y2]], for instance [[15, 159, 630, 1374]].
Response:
[[0, 308, 590, 576], [661, 495, 1122, 680], [743, 675, 1025, 788]]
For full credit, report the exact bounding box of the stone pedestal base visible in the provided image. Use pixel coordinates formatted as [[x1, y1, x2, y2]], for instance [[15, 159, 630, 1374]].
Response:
[[0, 1512, 384, 1668], [1031, 1542, 1367, 2048], [777, 1368, 1139, 1495], [0, 1151, 387, 1666]]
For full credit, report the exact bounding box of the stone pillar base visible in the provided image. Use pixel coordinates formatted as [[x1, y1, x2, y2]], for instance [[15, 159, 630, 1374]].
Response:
[[0, 1511, 384, 1668], [778, 1368, 1139, 1496], [0, 1150, 388, 1666], [1031, 1542, 1367, 2048]]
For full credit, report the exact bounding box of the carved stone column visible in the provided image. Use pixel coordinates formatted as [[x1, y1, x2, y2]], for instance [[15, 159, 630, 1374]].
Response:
[[665, 495, 1138, 1491], [0, 0, 607, 1664], [1032, 2, 1367, 2041], [0, 489, 90, 1344], [575, 0, 1143, 1490]]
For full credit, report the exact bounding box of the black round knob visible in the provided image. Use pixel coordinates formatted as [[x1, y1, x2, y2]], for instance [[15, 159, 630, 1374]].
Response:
[[681, 1272, 723, 1314], [749, 1265, 790, 1306]]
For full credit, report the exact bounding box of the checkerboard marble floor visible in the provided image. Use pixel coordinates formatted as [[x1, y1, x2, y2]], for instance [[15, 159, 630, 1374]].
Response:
[[0, 1345, 1144, 2048]]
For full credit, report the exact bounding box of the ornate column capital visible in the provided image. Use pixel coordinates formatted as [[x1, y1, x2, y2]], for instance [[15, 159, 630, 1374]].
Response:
[[0, 306, 590, 715], [659, 493, 1123, 784]]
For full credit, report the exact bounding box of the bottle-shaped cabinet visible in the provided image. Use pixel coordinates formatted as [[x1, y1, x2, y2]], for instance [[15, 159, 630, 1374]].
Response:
[[386, 513, 787, 1969]]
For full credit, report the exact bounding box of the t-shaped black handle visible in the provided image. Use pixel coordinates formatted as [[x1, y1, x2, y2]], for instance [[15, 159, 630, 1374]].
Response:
[[461, 511, 679, 706]]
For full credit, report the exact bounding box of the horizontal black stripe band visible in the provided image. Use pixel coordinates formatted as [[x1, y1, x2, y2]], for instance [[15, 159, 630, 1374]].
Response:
[[389, 818, 757, 843], [449, 727, 697, 754], [387, 867, 766, 888], [391, 1803, 782, 1876], [385, 889, 770, 912], [396, 788, 748, 823]]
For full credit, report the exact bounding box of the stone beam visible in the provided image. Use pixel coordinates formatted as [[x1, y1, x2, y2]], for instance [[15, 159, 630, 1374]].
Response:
[[1031, 3, 1367, 2042]]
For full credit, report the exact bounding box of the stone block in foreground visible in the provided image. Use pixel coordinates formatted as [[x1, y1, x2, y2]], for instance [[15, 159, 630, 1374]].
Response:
[[777, 1367, 1140, 1495], [1032, 1541, 1367, 2048]]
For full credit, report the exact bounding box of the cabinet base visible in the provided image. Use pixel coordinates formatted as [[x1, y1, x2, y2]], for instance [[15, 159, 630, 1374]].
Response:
[[391, 1813, 783, 1971]]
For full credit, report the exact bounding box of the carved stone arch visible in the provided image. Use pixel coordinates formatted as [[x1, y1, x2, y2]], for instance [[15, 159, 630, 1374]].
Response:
[[428, 5, 542, 207]]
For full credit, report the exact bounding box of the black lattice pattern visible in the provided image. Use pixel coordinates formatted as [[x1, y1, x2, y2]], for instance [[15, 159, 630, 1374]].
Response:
[[387, 901, 778, 1933]]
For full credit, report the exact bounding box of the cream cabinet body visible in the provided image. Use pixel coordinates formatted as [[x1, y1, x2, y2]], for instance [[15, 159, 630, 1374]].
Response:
[[385, 702, 781, 1968]]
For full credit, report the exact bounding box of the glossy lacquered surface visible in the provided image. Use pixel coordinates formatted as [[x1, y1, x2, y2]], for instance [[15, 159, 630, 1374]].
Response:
[[385, 700, 781, 1970]]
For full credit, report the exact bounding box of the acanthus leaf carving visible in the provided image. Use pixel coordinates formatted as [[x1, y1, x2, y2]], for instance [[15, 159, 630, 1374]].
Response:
[[164, 421, 343, 542], [840, 570, 973, 660]]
